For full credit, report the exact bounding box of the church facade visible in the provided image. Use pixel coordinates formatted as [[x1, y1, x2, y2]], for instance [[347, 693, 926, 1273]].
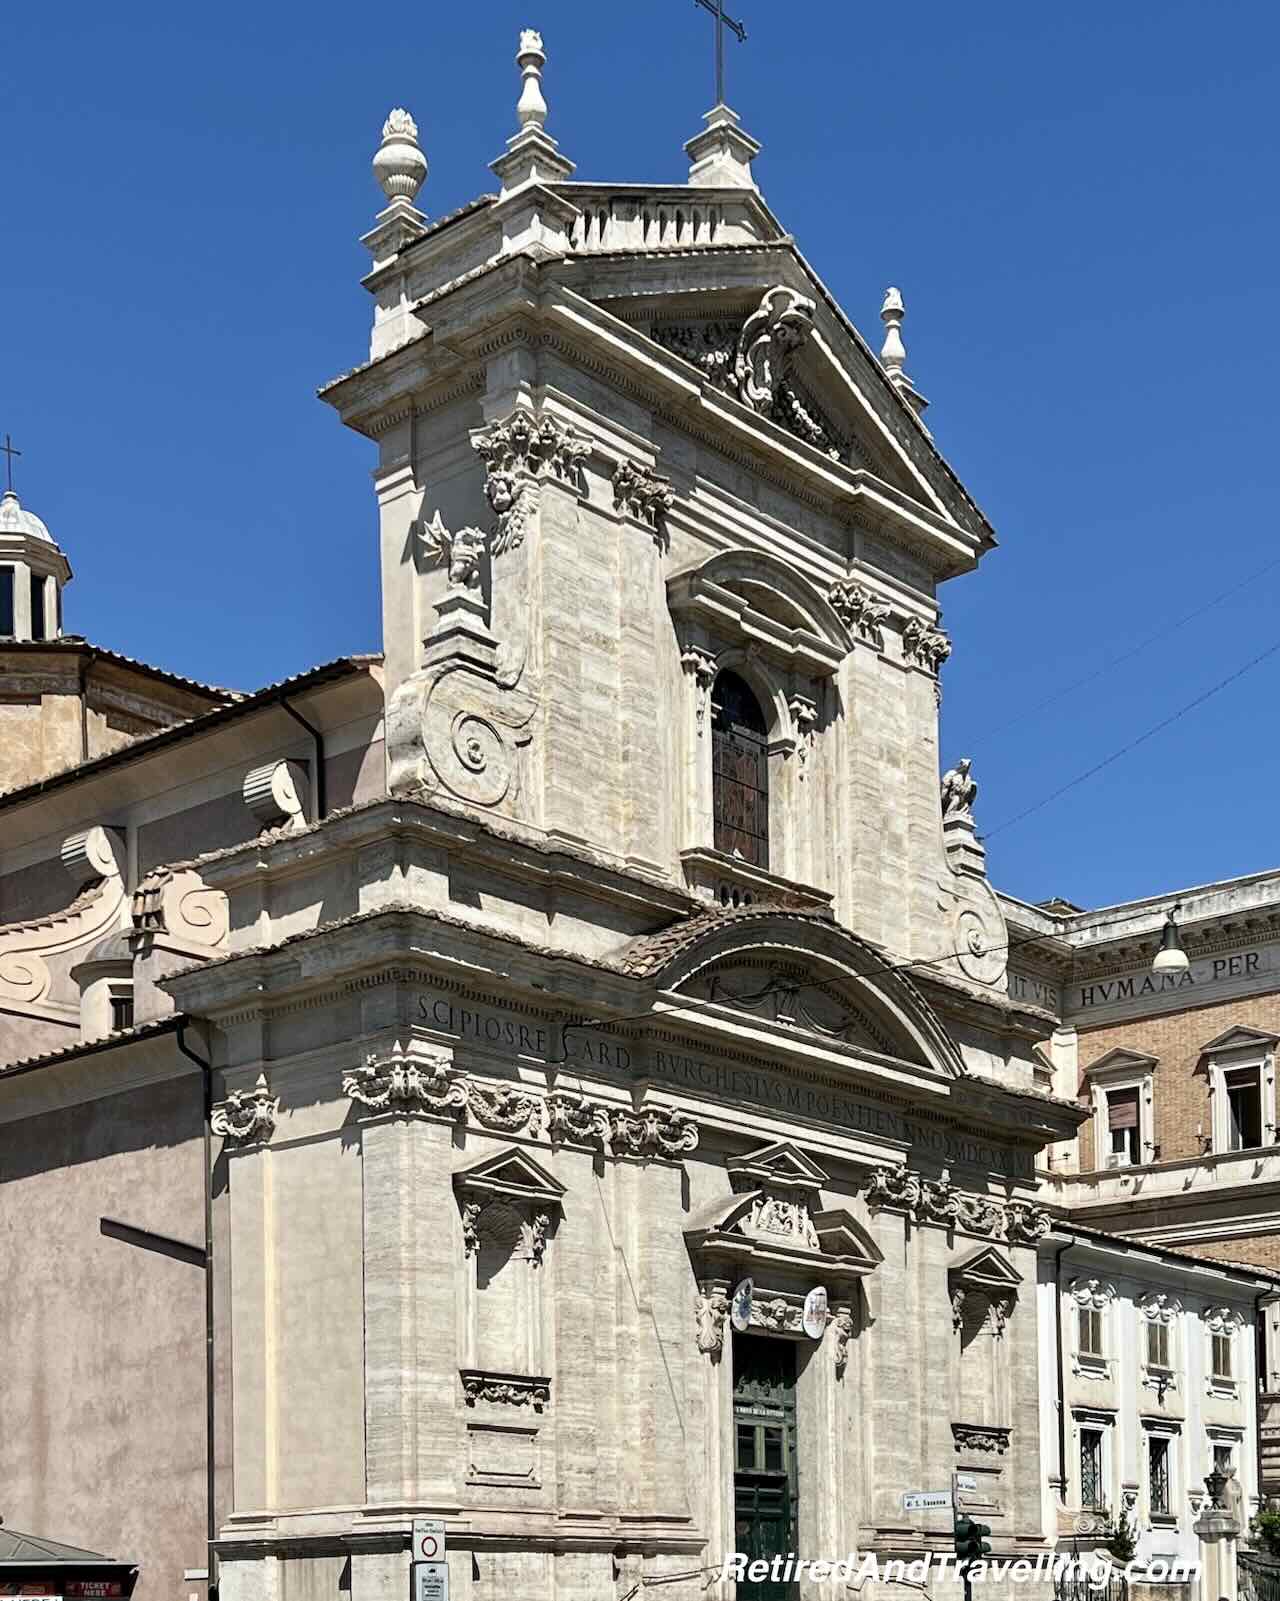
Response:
[[5, 33, 1223, 1601]]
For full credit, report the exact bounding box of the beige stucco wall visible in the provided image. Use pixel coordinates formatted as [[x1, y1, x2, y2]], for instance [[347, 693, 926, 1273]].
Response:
[[0, 1064, 207, 1601]]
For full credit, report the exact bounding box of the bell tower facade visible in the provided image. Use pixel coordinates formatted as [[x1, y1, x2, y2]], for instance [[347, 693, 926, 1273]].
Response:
[[324, 36, 1008, 992]]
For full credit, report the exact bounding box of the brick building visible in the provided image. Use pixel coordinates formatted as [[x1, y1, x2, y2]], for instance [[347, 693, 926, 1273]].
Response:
[[1003, 873, 1280, 1275]]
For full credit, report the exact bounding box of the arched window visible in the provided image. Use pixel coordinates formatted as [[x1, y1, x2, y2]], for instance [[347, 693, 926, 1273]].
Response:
[[712, 670, 770, 869]]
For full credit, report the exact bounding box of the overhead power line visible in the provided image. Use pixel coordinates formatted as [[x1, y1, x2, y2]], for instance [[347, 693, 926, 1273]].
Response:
[[973, 549, 1280, 744], [984, 632, 1280, 840]]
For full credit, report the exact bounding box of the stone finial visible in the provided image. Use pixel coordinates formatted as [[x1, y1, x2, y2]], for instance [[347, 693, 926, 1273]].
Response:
[[373, 107, 428, 205], [490, 28, 575, 195], [516, 30, 548, 129], [880, 287, 907, 376], [880, 287, 930, 419]]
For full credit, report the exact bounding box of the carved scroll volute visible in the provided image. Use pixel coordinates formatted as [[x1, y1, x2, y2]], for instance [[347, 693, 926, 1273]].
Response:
[[243, 760, 310, 835], [61, 826, 127, 888], [0, 828, 128, 1008]]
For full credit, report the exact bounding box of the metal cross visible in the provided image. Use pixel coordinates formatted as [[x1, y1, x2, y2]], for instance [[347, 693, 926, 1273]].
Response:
[[0, 433, 19, 494], [694, 0, 746, 108]]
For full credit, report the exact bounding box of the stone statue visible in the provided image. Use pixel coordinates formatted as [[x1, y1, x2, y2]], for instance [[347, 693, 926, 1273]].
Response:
[[941, 758, 978, 822], [419, 510, 487, 591], [1222, 1466, 1244, 1530]]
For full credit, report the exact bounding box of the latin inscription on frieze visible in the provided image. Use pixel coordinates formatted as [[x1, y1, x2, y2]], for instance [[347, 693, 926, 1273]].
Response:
[[415, 991, 1033, 1179], [1067, 947, 1273, 1025]]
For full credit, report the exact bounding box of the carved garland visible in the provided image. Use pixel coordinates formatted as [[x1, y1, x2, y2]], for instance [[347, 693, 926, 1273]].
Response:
[[344, 1061, 697, 1158], [864, 1166, 1051, 1242], [460, 1369, 551, 1410]]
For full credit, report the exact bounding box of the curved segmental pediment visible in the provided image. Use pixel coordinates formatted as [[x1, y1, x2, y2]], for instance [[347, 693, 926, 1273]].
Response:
[[622, 907, 964, 1081], [667, 547, 852, 678]]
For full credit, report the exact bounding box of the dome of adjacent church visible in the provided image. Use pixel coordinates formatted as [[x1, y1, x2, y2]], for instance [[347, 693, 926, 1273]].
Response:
[[0, 488, 56, 545]]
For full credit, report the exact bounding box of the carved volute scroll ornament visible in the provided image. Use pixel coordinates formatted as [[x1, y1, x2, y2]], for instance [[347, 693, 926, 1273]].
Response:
[[695, 1286, 731, 1355], [680, 645, 717, 736], [864, 1165, 1051, 1244], [733, 287, 817, 413], [651, 287, 848, 462], [212, 1073, 279, 1146], [610, 1104, 700, 1159], [243, 759, 310, 835], [832, 1309, 855, 1376], [545, 1088, 611, 1149]]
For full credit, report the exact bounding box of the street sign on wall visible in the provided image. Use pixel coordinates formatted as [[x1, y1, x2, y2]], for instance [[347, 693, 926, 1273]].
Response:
[[411, 1520, 448, 1601], [411, 1522, 446, 1564], [411, 1566, 448, 1601]]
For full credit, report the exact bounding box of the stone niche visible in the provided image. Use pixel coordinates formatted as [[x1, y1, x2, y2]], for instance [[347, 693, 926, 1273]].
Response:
[[949, 1244, 1023, 1517], [454, 1147, 564, 1495]]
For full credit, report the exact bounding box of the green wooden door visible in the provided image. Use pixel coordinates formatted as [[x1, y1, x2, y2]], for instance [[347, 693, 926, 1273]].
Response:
[[732, 1335, 798, 1599]]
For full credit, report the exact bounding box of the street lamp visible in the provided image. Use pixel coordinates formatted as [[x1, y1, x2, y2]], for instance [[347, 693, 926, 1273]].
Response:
[[1152, 903, 1190, 975]]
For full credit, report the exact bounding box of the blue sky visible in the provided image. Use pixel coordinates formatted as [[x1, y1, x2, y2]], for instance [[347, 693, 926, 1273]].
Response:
[[3, 1, 1278, 910]]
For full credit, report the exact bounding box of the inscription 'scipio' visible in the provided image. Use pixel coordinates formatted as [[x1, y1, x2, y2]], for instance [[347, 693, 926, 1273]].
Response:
[[417, 993, 631, 1069]]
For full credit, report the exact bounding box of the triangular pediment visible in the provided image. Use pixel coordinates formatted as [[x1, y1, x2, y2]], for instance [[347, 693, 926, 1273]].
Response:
[[1200, 1025, 1279, 1056], [1084, 1046, 1160, 1079], [727, 1140, 830, 1195], [452, 1146, 566, 1209], [948, 1244, 1023, 1293], [550, 245, 995, 573]]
